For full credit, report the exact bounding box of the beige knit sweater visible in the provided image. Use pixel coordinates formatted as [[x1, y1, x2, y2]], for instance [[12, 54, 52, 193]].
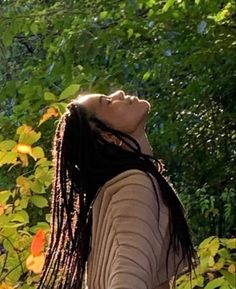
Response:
[[86, 169, 187, 289]]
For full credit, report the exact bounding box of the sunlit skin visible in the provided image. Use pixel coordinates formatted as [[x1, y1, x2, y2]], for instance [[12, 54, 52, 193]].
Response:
[[77, 90, 154, 156]]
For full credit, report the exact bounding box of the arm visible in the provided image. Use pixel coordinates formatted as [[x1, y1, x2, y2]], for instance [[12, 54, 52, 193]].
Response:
[[107, 180, 166, 289]]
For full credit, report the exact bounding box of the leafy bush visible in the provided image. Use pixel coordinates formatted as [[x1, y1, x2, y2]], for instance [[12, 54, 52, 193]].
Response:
[[177, 236, 236, 289]]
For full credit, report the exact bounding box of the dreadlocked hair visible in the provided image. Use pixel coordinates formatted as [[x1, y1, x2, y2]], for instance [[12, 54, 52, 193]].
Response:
[[36, 101, 196, 289]]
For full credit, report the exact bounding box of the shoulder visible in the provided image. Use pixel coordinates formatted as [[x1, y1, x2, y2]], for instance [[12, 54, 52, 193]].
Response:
[[103, 169, 158, 192], [102, 169, 165, 213]]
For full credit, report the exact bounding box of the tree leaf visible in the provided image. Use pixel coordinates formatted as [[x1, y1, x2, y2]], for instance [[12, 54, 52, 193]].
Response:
[[11, 210, 29, 224], [2, 31, 14, 47], [0, 151, 17, 166], [31, 195, 48, 208], [100, 11, 108, 19], [38, 107, 59, 126], [30, 180, 45, 194], [59, 84, 80, 100], [0, 140, 17, 151], [30, 229, 46, 256], [204, 277, 225, 289], [0, 190, 11, 202], [44, 91, 56, 101], [219, 270, 236, 288], [162, 0, 175, 12], [30, 146, 45, 160], [30, 22, 38, 34], [143, 71, 151, 81]]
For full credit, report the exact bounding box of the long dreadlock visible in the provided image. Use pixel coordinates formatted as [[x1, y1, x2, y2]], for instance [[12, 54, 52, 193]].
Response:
[[36, 101, 196, 289]]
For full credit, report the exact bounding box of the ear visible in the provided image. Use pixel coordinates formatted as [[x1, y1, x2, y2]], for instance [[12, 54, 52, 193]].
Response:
[[100, 132, 117, 144]]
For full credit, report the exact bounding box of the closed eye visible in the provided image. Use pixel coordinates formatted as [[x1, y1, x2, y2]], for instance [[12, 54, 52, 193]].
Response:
[[100, 95, 112, 104]]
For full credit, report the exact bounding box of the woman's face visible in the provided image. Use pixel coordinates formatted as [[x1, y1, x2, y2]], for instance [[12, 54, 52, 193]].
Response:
[[77, 90, 151, 135]]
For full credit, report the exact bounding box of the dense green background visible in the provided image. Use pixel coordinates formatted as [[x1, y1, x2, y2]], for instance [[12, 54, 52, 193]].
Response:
[[0, 0, 235, 288]]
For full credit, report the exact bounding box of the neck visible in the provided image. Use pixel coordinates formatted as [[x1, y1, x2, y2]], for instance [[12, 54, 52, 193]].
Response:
[[124, 128, 153, 157]]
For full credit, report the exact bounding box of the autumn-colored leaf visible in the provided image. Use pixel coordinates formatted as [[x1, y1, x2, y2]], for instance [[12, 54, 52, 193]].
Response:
[[39, 107, 59, 126], [0, 282, 14, 289], [31, 229, 46, 256], [26, 252, 45, 274], [0, 204, 5, 215]]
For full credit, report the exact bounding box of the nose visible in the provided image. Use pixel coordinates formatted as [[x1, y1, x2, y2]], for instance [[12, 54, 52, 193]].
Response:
[[109, 90, 125, 100]]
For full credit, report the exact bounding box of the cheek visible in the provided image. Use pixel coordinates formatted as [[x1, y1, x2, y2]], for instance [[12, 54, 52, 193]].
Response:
[[112, 107, 146, 133]]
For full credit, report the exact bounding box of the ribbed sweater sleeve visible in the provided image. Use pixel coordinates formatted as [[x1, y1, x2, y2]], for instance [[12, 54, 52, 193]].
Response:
[[107, 181, 166, 289]]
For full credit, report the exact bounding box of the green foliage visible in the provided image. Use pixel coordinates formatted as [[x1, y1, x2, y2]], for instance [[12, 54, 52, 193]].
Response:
[[177, 236, 236, 289]]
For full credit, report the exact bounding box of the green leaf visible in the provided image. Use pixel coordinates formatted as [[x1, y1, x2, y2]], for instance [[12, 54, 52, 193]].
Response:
[[59, 84, 80, 100], [20, 196, 30, 209], [0, 140, 17, 151], [30, 180, 45, 194], [45, 213, 51, 223], [219, 285, 230, 289], [204, 277, 225, 289], [31, 195, 48, 208], [219, 270, 236, 288], [127, 28, 134, 39], [219, 248, 231, 259], [2, 31, 14, 47], [100, 11, 108, 19], [162, 0, 175, 12], [30, 222, 50, 233], [143, 71, 151, 81], [11, 210, 29, 224], [30, 22, 38, 34], [44, 91, 56, 101], [0, 190, 11, 202]]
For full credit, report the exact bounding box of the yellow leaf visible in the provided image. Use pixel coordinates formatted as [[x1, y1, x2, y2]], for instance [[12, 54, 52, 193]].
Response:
[[18, 153, 29, 167], [38, 107, 59, 126], [214, 258, 225, 270], [0, 151, 17, 166], [16, 124, 33, 135], [208, 237, 220, 256], [15, 144, 32, 154], [0, 140, 17, 151], [16, 125, 41, 145], [208, 256, 215, 266], [30, 146, 45, 160], [26, 252, 45, 274], [225, 238, 236, 249], [228, 264, 235, 274], [199, 236, 216, 250]]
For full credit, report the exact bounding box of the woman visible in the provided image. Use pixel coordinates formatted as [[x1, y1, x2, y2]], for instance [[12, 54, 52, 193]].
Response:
[[37, 90, 196, 289]]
